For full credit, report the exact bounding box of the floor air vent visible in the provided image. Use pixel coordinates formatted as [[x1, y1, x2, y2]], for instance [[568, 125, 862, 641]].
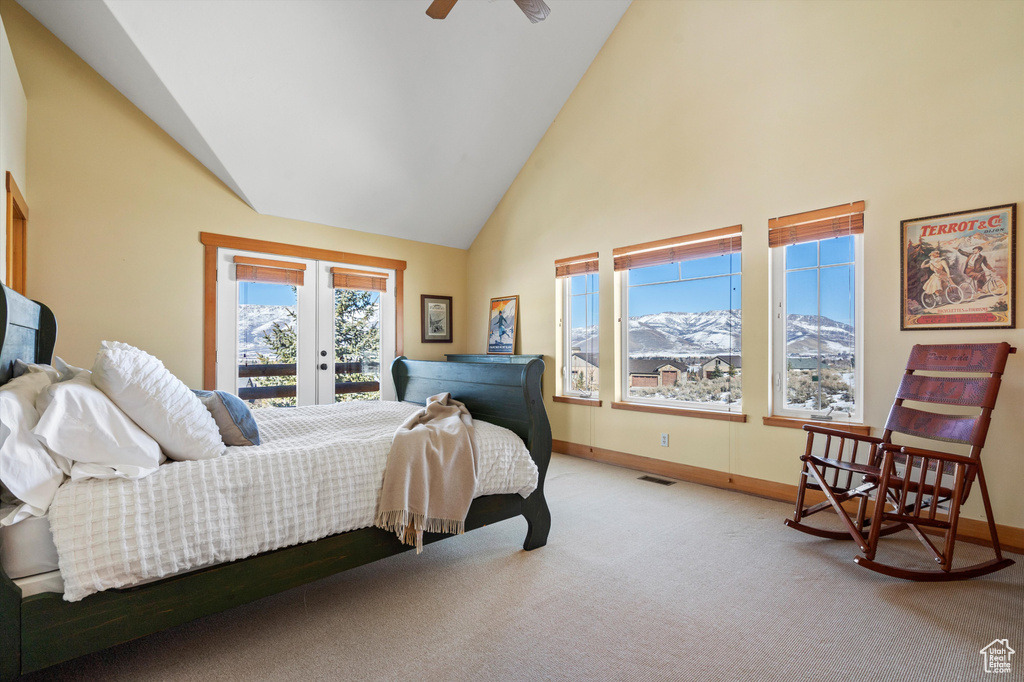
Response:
[[638, 475, 675, 486]]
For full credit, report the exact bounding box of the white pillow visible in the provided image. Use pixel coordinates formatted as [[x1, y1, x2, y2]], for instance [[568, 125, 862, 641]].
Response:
[[91, 341, 224, 461], [34, 370, 165, 480], [0, 372, 65, 525]]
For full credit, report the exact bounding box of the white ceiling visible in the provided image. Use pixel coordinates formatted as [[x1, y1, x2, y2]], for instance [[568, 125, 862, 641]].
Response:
[[19, 0, 631, 248]]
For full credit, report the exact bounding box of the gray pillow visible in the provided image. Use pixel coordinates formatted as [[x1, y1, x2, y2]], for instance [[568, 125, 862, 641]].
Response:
[[192, 390, 261, 447]]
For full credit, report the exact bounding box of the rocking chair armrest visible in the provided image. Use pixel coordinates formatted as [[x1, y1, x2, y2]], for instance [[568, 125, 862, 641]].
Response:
[[801, 424, 883, 445], [893, 445, 976, 467], [802, 454, 881, 475]]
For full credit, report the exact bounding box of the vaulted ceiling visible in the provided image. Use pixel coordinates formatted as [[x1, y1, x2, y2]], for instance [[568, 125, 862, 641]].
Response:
[[19, 0, 631, 248]]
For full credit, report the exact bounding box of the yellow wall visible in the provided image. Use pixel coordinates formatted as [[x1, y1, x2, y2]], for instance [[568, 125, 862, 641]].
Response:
[[0, 0, 468, 387], [466, 1, 1024, 527]]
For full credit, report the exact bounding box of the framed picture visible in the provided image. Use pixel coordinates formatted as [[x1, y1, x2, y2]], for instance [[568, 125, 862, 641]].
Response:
[[420, 295, 452, 343], [900, 203, 1016, 330], [487, 295, 518, 354]]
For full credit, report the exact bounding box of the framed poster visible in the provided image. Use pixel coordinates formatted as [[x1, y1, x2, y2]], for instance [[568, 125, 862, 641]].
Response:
[[901, 204, 1016, 330], [420, 295, 452, 343], [487, 295, 518, 354]]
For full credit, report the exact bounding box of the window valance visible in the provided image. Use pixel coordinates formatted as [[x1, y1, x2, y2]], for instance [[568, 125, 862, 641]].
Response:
[[331, 267, 388, 292], [554, 252, 599, 278], [613, 225, 742, 271], [768, 201, 865, 248], [233, 255, 305, 286]]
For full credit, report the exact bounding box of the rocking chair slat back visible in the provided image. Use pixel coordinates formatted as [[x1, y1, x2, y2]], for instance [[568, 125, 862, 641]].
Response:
[[883, 404, 983, 446], [905, 343, 1012, 373], [894, 374, 996, 408]]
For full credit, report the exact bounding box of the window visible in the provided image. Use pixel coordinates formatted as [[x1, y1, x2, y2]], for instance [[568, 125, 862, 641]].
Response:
[[203, 233, 405, 406], [614, 226, 743, 416], [556, 253, 599, 398], [769, 202, 864, 422]]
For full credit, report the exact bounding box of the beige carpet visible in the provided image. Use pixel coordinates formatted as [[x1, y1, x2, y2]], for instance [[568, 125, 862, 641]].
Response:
[[23, 453, 1022, 682]]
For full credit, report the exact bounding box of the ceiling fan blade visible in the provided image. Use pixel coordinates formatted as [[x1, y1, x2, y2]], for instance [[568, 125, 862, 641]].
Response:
[[426, 0, 458, 20], [513, 0, 550, 23]]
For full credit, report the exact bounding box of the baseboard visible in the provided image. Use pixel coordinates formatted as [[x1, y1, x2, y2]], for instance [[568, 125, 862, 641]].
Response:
[[553, 439, 1024, 555]]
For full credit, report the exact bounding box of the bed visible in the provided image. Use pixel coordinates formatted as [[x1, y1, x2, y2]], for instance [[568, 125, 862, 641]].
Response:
[[0, 283, 551, 680]]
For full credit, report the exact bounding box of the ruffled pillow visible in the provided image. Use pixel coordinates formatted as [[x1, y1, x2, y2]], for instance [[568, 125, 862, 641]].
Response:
[[91, 341, 224, 461]]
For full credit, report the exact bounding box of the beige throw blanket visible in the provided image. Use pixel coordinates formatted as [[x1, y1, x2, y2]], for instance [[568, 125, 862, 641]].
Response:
[[375, 392, 478, 553]]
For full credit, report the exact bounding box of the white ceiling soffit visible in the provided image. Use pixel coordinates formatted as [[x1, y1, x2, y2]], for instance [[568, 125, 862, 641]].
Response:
[[19, 0, 631, 249]]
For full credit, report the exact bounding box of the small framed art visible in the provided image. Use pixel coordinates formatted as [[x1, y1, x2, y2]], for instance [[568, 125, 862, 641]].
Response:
[[421, 295, 453, 343], [900, 203, 1016, 330], [487, 295, 518, 354]]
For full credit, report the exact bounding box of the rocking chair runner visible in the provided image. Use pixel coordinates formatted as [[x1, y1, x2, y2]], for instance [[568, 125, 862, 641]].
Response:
[[785, 342, 1016, 581]]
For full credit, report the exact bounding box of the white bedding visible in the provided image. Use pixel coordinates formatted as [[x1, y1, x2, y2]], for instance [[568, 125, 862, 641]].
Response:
[[47, 401, 538, 602]]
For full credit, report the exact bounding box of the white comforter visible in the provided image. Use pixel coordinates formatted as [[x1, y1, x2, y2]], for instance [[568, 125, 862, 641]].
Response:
[[47, 401, 539, 601]]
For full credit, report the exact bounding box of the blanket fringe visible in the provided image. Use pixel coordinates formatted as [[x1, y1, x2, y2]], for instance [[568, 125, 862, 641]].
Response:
[[375, 509, 466, 554]]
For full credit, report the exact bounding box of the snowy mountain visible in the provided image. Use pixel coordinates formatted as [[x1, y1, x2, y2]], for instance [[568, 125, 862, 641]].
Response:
[[237, 304, 295, 360], [571, 311, 853, 358], [627, 310, 742, 357], [782, 314, 855, 355]]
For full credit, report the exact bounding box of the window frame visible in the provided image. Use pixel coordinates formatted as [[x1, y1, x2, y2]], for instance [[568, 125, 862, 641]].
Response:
[[770, 233, 864, 423], [5, 172, 28, 295], [617, 249, 743, 417], [201, 232, 406, 394]]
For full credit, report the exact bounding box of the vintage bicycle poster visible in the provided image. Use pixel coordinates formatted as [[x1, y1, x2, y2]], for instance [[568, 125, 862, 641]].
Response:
[[901, 203, 1016, 330]]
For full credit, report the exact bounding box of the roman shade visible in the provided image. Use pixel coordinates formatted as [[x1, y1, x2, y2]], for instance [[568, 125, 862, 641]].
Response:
[[768, 201, 865, 248], [233, 256, 305, 286], [554, 252, 599, 278], [613, 225, 742, 271], [332, 267, 387, 292]]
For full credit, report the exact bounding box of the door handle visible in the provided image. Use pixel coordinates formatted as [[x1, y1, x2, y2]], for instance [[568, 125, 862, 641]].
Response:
[[319, 363, 328, 371]]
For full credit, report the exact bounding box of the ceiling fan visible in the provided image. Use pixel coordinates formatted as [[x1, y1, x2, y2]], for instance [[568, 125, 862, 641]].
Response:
[[426, 0, 551, 24]]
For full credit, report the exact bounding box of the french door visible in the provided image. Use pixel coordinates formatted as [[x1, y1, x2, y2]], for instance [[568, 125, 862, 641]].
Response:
[[215, 248, 396, 406]]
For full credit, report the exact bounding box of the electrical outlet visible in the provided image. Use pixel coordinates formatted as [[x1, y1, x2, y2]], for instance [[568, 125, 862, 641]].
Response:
[[660, 433, 669, 447]]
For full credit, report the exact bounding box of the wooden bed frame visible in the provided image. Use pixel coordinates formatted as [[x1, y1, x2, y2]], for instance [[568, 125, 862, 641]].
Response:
[[0, 284, 551, 680]]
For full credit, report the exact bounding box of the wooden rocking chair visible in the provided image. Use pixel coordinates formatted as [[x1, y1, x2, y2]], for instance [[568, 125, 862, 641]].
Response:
[[786, 342, 1016, 581]]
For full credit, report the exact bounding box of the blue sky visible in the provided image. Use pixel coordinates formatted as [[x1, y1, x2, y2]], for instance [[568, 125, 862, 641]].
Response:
[[239, 282, 296, 306], [570, 236, 856, 327], [625, 252, 741, 319], [239, 283, 381, 308], [784, 236, 856, 326]]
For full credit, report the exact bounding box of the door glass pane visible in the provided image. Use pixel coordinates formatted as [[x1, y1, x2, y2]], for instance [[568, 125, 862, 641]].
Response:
[[237, 281, 298, 408], [334, 288, 381, 402]]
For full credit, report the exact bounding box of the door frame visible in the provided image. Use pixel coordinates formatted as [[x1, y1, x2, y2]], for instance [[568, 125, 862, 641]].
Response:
[[201, 232, 406, 395]]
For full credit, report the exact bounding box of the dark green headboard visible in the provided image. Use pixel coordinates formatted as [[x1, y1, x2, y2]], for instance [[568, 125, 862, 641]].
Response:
[[0, 283, 57, 385]]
